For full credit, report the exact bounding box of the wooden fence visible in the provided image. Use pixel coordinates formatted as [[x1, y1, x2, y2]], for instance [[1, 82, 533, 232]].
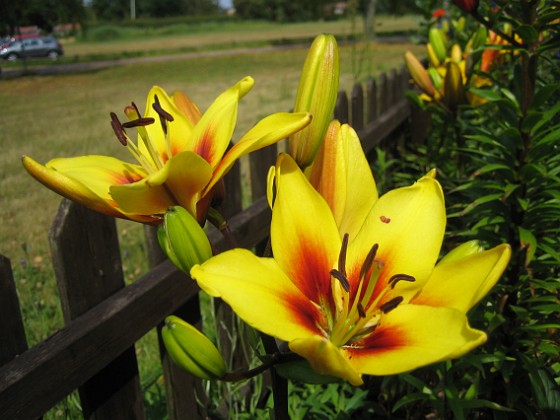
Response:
[[0, 65, 422, 419]]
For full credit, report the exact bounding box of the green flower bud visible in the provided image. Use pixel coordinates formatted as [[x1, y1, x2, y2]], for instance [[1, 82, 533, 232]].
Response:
[[404, 51, 435, 97], [429, 27, 448, 63], [289, 34, 339, 169], [162, 315, 226, 380], [158, 205, 213, 274]]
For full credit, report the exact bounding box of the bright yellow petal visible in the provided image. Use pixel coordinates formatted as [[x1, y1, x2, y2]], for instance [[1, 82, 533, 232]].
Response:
[[412, 244, 511, 312], [309, 121, 378, 241], [348, 172, 446, 303], [110, 174, 175, 216], [23, 155, 156, 223], [289, 335, 363, 386], [206, 111, 311, 195], [163, 151, 213, 217], [345, 304, 487, 375], [191, 249, 323, 342], [143, 86, 193, 161], [188, 77, 254, 168], [271, 154, 341, 304]]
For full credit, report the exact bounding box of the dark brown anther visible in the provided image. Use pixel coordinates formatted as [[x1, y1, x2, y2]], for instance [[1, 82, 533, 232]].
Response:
[[122, 117, 155, 128], [388, 274, 416, 289], [152, 94, 174, 134], [357, 303, 366, 318], [330, 269, 350, 293], [110, 112, 127, 146], [338, 233, 349, 277], [359, 243, 379, 281], [380, 296, 404, 313]]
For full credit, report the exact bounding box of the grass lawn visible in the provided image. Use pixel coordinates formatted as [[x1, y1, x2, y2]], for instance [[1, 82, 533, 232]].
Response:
[[0, 18, 423, 418]]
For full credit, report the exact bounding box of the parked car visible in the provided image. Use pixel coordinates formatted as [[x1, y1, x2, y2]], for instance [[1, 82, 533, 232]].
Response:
[[0, 35, 63, 61]]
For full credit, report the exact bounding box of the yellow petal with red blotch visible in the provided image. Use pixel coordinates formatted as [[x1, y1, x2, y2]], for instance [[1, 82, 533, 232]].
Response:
[[345, 304, 486, 375], [188, 77, 254, 168], [310, 121, 378, 241], [348, 171, 445, 304], [143, 86, 193, 161], [110, 151, 212, 217], [22, 155, 156, 223], [412, 244, 511, 313], [191, 249, 322, 342], [271, 154, 341, 304], [289, 335, 363, 386], [172, 90, 202, 125], [206, 112, 311, 196]]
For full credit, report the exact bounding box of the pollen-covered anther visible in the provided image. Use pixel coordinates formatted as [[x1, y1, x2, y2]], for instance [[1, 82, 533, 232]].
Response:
[[122, 117, 155, 128], [330, 269, 350, 292], [388, 273, 416, 289], [152, 94, 174, 135], [357, 303, 366, 318], [360, 243, 379, 280], [110, 112, 128, 146], [379, 296, 404, 313]]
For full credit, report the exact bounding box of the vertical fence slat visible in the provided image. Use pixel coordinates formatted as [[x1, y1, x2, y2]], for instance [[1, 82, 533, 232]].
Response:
[[378, 72, 390, 112], [366, 78, 378, 124], [0, 255, 28, 366], [351, 84, 364, 131], [334, 90, 349, 124], [49, 200, 145, 420], [144, 226, 203, 420]]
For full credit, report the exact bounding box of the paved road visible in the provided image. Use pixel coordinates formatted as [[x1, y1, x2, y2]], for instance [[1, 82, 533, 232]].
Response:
[[0, 36, 410, 79]]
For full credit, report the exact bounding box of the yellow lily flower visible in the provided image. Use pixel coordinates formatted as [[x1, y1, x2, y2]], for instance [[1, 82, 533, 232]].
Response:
[[23, 77, 311, 224], [192, 153, 511, 385]]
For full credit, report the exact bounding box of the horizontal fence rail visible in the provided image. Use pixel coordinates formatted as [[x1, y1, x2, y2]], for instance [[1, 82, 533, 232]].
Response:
[[0, 65, 418, 419]]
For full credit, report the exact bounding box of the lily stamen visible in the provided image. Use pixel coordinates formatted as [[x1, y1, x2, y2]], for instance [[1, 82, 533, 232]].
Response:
[[152, 94, 174, 161], [330, 269, 350, 292], [379, 296, 404, 313], [110, 112, 156, 173], [124, 103, 164, 170], [388, 274, 416, 289]]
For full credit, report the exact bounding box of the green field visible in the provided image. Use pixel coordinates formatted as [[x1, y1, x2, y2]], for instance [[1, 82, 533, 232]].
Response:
[[0, 18, 423, 417]]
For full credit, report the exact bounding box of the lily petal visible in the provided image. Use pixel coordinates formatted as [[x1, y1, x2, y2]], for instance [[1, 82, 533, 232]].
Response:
[[412, 244, 511, 312], [207, 111, 311, 196], [310, 121, 378, 241], [191, 249, 322, 341], [271, 154, 341, 304], [348, 171, 446, 303], [172, 90, 202, 125], [22, 155, 156, 223], [345, 304, 486, 375], [188, 77, 254, 168], [110, 151, 212, 217], [289, 335, 363, 386]]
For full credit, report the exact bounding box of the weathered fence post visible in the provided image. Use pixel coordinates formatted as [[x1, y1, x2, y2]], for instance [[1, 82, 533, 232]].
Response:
[[49, 200, 145, 419], [351, 83, 365, 132], [0, 255, 29, 367]]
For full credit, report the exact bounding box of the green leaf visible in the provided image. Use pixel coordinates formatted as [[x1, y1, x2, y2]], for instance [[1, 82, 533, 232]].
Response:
[[472, 163, 514, 177], [519, 226, 537, 267], [515, 25, 539, 44]]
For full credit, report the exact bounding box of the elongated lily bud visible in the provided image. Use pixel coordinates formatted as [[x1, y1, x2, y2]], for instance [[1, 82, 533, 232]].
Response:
[[162, 315, 226, 380], [429, 27, 448, 62], [404, 51, 435, 97], [450, 44, 463, 63], [444, 61, 464, 110], [158, 205, 213, 273], [452, 0, 479, 13], [426, 43, 440, 68], [289, 34, 339, 169]]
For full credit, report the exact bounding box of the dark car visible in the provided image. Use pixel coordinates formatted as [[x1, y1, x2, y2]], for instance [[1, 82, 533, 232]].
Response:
[[0, 35, 63, 61]]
